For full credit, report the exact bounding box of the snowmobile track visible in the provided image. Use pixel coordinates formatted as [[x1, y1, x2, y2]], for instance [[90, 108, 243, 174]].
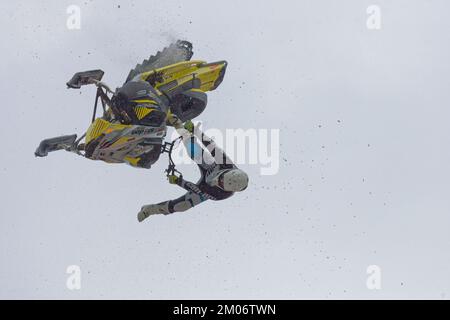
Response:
[[125, 40, 193, 84]]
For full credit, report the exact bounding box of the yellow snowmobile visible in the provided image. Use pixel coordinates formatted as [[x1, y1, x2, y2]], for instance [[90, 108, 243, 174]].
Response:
[[35, 41, 227, 170]]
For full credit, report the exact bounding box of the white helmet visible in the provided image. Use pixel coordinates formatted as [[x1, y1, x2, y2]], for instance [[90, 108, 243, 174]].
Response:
[[213, 169, 249, 192]]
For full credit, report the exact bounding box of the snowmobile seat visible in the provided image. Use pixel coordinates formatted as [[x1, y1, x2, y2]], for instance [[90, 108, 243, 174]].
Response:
[[169, 90, 207, 122]]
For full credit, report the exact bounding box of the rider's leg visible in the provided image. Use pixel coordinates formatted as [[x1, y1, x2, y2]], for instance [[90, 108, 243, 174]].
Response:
[[138, 191, 207, 221], [167, 191, 208, 214]]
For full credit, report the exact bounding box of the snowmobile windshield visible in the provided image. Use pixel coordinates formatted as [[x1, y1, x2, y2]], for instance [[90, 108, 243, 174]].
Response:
[[115, 80, 157, 101], [111, 81, 166, 126]]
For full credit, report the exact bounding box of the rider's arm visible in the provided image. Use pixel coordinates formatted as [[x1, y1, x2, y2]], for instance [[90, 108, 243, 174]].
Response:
[[197, 131, 235, 166], [174, 124, 235, 166], [170, 175, 206, 196]]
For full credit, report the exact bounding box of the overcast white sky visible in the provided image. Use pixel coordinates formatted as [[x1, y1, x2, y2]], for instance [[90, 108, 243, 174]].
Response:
[[1, 0, 450, 299]]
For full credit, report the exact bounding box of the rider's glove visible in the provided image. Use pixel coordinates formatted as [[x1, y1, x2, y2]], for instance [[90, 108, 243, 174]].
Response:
[[166, 112, 183, 129], [184, 120, 194, 134], [168, 174, 179, 184]]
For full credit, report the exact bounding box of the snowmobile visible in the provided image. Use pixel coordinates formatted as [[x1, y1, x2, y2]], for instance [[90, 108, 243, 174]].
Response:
[[35, 41, 227, 170]]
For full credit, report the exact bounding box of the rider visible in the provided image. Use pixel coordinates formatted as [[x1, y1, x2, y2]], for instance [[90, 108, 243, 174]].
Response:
[[137, 118, 249, 221]]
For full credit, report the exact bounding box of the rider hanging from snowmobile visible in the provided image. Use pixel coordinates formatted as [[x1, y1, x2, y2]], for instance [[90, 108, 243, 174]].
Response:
[[137, 117, 249, 222], [35, 40, 247, 219]]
